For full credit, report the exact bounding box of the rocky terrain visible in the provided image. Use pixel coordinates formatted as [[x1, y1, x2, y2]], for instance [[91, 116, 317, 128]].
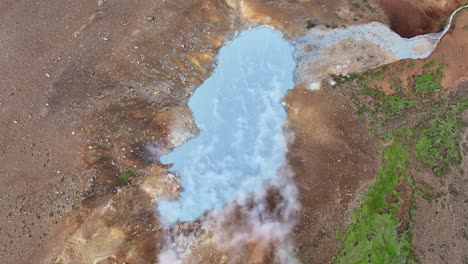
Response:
[[0, 0, 467, 263]]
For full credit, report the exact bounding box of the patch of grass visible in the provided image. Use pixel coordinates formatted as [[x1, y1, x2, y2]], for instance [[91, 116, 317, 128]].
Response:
[[333, 74, 355, 85], [414, 72, 440, 96], [360, 88, 419, 124], [415, 97, 468, 175], [415, 188, 431, 202], [422, 60, 435, 70], [380, 96, 419, 124], [118, 169, 135, 185], [352, 96, 376, 119], [337, 57, 466, 263], [335, 142, 412, 263], [332, 67, 387, 88], [436, 63, 447, 77], [398, 62, 406, 72], [439, 19, 447, 30], [369, 68, 385, 81], [384, 126, 414, 145], [335, 229, 342, 240]]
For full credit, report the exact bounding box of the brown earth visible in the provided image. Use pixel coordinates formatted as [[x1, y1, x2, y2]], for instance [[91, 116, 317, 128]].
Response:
[[411, 84, 468, 264], [0, 0, 466, 263], [366, 10, 468, 96], [378, 0, 466, 38], [284, 85, 378, 263], [228, 0, 386, 38], [0, 0, 235, 262], [426, 10, 468, 89], [331, 9, 468, 263]]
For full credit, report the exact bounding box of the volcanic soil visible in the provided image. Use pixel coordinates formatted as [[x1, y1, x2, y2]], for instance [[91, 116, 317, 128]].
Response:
[[285, 85, 379, 263], [1, 0, 466, 263]]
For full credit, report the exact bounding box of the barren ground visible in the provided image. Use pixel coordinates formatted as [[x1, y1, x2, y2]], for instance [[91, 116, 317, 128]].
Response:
[[0, 0, 466, 263]]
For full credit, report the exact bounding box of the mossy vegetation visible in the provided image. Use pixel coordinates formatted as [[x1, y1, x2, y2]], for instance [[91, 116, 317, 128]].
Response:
[[332, 67, 385, 86], [414, 73, 440, 96], [415, 97, 468, 175], [359, 88, 419, 124], [439, 19, 447, 30], [118, 169, 135, 185], [335, 141, 413, 263], [333, 58, 468, 263]]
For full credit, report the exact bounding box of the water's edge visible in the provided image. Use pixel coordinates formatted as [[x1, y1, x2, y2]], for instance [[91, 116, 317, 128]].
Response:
[[157, 5, 468, 222]]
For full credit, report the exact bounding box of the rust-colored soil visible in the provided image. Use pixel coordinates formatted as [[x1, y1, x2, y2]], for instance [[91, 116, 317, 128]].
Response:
[[378, 0, 466, 37], [358, 10, 468, 97], [340, 10, 468, 261]]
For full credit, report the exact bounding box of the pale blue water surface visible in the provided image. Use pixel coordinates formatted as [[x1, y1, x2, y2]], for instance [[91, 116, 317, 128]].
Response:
[[158, 27, 296, 223]]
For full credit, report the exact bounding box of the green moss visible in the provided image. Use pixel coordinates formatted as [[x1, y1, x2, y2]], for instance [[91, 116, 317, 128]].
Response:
[[359, 88, 419, 124], [333, 68, 386, 87], [336, 142, 412, 263], [337, 58, 466, 263], [369, 69, 385, 81], [439, 19, 447, 30], [383, 126, 414, 145], [436, 63, 447, 76], [414, 73, 440, 96], [118, 169, 135, 185], [333, 74, 363, 86], [414, 96, 467, 175], [415, 188, 432, 202], [408, 61, 415, 69], [379, 96, 419, 124], [422, 61, 435, 69]]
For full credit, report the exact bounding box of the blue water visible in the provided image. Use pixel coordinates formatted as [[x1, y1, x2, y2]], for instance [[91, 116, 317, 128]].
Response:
[[158, 27, 296, 223]]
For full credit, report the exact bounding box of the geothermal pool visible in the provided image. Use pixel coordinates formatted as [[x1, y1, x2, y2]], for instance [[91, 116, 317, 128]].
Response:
[[158, 6, 468, 224], [158, 27, 296, 223]]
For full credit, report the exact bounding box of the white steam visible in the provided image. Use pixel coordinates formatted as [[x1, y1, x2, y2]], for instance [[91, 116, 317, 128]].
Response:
[[156, 26, 299, 263], [157, 149, 300, 264]]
